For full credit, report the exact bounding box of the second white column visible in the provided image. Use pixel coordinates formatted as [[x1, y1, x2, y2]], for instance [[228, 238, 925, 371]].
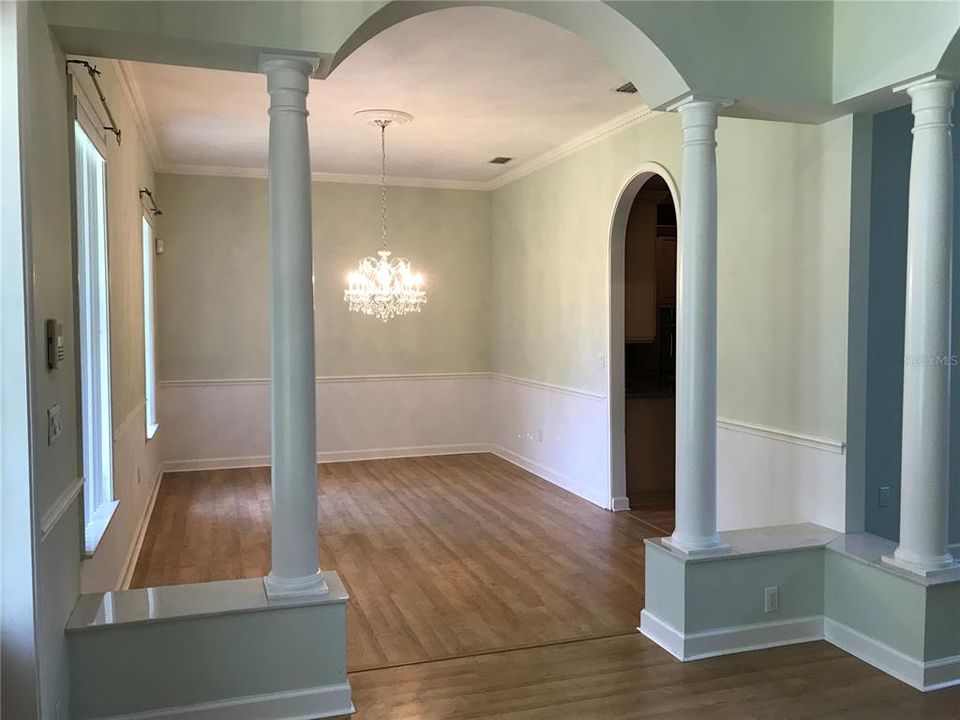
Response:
[[260, 54, 329, 599], [667, 97, 730, 556]]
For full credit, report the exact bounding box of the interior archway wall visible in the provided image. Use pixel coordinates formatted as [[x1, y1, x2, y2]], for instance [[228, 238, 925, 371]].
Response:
[[607, 164, 680, 505]]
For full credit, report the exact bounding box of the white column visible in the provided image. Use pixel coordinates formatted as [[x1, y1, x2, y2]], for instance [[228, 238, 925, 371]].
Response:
[[665, 96, 731, 556], [884, 76, 957, 576], [259, 54, 328, 599]]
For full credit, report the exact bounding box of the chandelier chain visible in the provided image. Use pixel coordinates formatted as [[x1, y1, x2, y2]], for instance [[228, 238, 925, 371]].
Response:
[[380, 122, 388, 249], [344, 112, 426, 321]]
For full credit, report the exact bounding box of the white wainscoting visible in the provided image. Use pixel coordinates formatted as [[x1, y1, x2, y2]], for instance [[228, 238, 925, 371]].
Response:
[[489, 374, 611, 509], [159, 374, 491, 472], [158, 375, 848, 526], [81, 400, 164, 593], [717, 418, 847, 533]]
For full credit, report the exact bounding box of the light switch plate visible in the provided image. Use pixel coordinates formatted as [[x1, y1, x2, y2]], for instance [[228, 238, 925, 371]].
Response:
[[47, 404, 62, 445]]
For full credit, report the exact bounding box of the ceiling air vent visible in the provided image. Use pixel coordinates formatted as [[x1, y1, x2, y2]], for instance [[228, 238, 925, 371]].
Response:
[[489, 156, 513, 165], [615, 82, 638, 94]]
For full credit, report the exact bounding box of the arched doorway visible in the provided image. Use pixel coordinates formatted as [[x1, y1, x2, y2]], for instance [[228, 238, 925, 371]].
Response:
[[608, 165, 680, 522]]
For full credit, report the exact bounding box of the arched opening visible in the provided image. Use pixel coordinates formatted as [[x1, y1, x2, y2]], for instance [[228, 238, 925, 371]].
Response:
[[608, 165, 680, 525]]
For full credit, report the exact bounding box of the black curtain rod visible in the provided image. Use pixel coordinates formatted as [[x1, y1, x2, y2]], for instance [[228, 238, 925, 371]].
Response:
[[139, 188, 162, 216], [66, 60, 122, 145]]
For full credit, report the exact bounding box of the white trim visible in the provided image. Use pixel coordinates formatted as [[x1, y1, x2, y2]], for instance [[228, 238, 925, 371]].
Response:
[[160, 163, 486, 191], [606, 161, 682, 511], [84, 499, 120, 557], [113, 60, 162, 169], [717, 418, 845, 454], [487, 106, 655, 190], [161, 456, 272, 473], [611, 496, 631, 512], [824, 618, 960, 692], [118, 465, 163, 590], [156, 105, 655, 192], [159, 372, 489, 389], [492, 373, 606, 400], [638, 609, 684, 660], [640, 609, 824, 662], [162, 443, 491, 474], [641, 610, 960, 692], [113, 399, 147, 441], [319, 443, 489, 464], [491, 445, 609, 509], [39, 477, 84, 541], [90, 682, 353, 720]]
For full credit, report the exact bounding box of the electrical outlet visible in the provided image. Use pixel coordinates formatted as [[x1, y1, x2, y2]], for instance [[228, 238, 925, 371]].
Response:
[[879, 486, 892, 508], [537, 429, 544, 442], [597, 354, 606, 369], [764, 586, 779, 613]]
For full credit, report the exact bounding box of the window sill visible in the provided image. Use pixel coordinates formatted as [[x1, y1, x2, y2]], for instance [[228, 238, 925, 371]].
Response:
[[146, 422, 159, 441], [84, 500, 119, 558]]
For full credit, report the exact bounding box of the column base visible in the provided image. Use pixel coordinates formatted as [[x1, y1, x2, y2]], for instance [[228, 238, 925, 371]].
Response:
[[662, 532, 733, 558], [881, 549, 958, 577], [264, 570, 330, 600]]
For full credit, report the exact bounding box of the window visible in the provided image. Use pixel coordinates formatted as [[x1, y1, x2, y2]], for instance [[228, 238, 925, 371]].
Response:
[[142, 215, 158, 438], [74, 111, 117, 554]]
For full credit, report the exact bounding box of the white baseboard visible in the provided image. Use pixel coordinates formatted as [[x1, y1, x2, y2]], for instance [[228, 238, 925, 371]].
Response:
[[490, 445, 609, 509], [611, 496, 630, 512], [825, 618, 960, 692], [640, 609, 824, 662], [96, 682, 353, 720], [318, 443, 489, 464], [162, 444, 491, 474], [118, 465, 164, 590]]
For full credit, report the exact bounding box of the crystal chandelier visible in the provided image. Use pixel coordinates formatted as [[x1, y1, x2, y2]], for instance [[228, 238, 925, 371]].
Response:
[[344, 110, 426, 322]]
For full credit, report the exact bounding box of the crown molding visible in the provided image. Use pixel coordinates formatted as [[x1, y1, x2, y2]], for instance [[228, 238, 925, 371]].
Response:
[[156, 103, 655, 192], [112, 60, 163, 170], [157, 163, 489, 191], [483, 104, 654, 190]]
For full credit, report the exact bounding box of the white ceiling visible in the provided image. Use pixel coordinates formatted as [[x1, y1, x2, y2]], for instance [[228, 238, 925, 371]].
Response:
[[123, 7, 645, 187]]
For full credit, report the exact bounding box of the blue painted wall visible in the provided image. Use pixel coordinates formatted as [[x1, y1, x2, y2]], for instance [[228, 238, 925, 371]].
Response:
[[864, 99, 960, 542]]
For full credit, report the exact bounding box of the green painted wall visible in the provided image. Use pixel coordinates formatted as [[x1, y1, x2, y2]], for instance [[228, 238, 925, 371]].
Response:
[[156, 174, 491, 380], [492, 112, 854, 440], [21, 4, 83, 715], [824, 551, 927, 659]]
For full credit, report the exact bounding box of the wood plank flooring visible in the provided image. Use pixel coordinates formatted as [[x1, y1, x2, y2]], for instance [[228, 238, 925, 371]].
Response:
[[342, 635, 960, 719], [132, 453, 661, 671], [132, 453, 960, 718]]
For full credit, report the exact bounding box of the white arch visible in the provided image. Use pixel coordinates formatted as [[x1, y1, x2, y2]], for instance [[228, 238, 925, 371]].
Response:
[[329, 1, 690, 111], [607, 162, 680, 507]]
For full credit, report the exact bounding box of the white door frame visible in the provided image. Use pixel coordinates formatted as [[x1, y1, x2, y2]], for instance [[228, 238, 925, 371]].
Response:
[[607, 162, 681, 509]]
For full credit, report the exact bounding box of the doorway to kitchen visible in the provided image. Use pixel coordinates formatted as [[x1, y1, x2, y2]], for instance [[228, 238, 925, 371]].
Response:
[[608, 167, 679, 535]]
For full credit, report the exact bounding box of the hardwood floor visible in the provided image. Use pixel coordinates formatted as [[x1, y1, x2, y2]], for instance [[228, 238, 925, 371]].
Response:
[[133, 453, 960, 717], [342, 635, 960, 719], [132, 453, 658, 671]]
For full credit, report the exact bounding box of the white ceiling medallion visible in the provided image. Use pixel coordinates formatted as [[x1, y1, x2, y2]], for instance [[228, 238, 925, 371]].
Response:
[[344, 110, 427, 322]]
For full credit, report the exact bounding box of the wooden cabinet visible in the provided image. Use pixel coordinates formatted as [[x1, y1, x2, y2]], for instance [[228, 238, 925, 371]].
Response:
[[624, 201, 657, 342], [656, 236, 677, 305]]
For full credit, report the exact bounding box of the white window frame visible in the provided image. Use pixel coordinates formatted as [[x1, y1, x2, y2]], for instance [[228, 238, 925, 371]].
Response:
[[73, 86, 118, 555], [142, 213, 159, 439]]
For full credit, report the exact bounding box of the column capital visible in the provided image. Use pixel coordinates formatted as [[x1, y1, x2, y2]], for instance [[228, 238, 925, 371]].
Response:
[[893, 74, 958, 98], [666, 94, 734, 115], [258, 52, 321, 88]]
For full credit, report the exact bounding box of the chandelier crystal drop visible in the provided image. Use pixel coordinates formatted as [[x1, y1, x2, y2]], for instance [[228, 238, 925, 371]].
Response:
[[344, 111, 426, 322]]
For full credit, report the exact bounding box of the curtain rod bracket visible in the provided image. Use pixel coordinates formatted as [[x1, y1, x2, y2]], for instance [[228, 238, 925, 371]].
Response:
[[66, 59, 122, 146], [139, 188, 162, 216]]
